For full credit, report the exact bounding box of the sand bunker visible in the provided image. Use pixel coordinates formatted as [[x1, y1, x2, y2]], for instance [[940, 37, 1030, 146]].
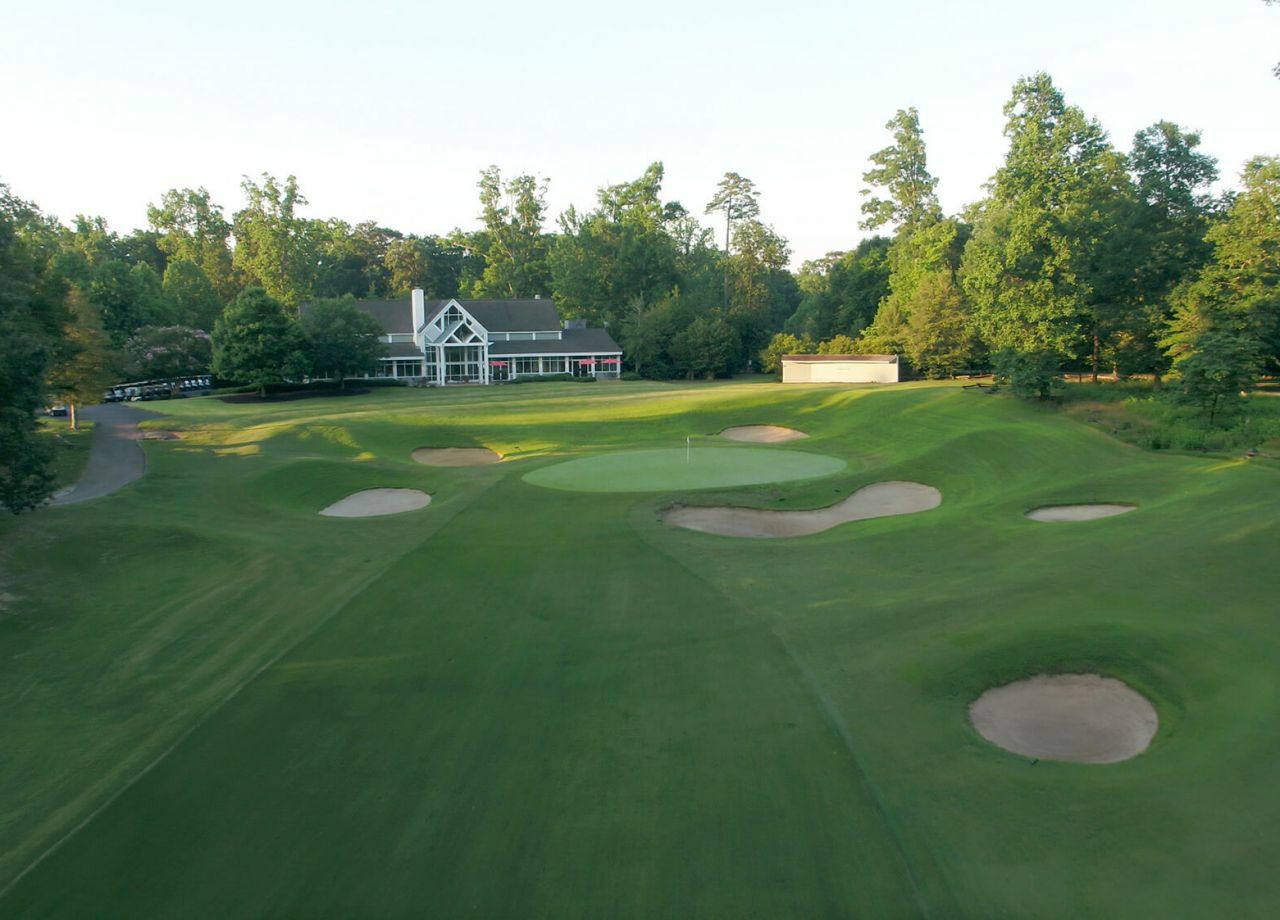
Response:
[[720, 425, 809, 443], [1025, 503, 1136, 522], [319, 488, 431, 518], [411, 447, 503, 467], [662, 480, 941, 538], [139, 430, 182, 441], [970, 673, 1158, 764]]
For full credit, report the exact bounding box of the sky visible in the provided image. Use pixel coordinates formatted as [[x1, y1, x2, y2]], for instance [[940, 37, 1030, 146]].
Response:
[[3, 0, 1277, 266]]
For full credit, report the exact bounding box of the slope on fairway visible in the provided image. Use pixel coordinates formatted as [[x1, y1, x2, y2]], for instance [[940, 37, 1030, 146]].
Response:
[[4, 381, 1280, 917], [2, 475, 923, 917]]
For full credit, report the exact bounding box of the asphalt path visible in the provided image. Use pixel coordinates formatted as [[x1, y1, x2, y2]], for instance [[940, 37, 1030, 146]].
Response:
[[51, 404, 161, 506]]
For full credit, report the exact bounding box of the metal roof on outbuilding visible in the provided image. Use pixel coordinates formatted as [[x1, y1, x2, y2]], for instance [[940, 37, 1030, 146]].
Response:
[[781, 354, 898, 363]]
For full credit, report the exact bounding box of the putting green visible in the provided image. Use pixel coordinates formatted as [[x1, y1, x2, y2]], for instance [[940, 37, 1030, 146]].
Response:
[[523, 447, 847, 492]]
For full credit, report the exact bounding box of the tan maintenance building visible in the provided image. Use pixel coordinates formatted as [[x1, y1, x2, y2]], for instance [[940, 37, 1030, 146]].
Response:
[[781, 354, 900, 384]]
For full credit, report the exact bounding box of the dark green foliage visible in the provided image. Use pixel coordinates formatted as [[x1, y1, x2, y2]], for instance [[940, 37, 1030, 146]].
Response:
[[550, 163, 681, 327], [90, 259, 178, 345], [668, 315, 739, 379], [0, 185, 73, 512], [1168, 330, 1262, 425], [162, 260, 223, 330], [211, 287, 309, 395], [787, 238, 892, 342], [300, 296, 388, 385], [992, 347, 1064, 398], [962, 73, 1127, 386]]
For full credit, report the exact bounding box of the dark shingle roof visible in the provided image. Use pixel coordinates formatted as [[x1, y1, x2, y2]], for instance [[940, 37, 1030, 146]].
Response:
[[386, 342, 423, 358], [346, 296, 562, 335], [490, 327, 620, 356], [327, 299, 413, 334], [460, 299, 562, 332]]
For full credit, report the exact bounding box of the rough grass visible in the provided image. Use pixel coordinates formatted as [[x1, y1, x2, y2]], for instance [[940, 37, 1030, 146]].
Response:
[[2, 380, 1279, 917], [35, 417, 94, 489]]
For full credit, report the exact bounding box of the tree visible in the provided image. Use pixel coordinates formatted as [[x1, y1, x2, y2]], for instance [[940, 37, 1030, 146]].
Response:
[[162, 259, 223, 330], [48, 291, 117, 429], [1167, 329, 1262, 426], [725, 219, 793, 368], [232, 174, 315, 307], [1118, 122, 1221, 381], [705, 172, 760, 313], [759, 332, 814, 375], [860, 108, 942, 233], [817, 334, 860, 355], [211, 288, 309, 395], [300, 296, 387, 385], [0, 184, 69, 512], [961, 73, 1123, 397], [550, 163, 680, 327], [861, 218, 969, 360], [473, 167, 551, 298], [669, 315, 738, 379], [122, 325, 212, 381], [619, 295, 683, 379], [1164, 156, 1280, 417], [901, 271, 976, 377], [147, 187, 234, 296]]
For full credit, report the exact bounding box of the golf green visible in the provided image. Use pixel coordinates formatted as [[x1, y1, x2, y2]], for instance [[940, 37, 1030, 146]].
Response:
[[522, 446, 847, 492]]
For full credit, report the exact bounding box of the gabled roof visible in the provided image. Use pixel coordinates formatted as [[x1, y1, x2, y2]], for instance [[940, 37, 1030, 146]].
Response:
[[350, 295, 570, 336], [489, 327, 621, 356]]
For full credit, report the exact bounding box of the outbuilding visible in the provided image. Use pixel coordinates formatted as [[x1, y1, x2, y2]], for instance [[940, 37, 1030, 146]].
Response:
[[781, 354, 899, 384]]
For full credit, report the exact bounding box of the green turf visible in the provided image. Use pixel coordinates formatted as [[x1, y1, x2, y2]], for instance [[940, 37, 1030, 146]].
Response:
[[2, 380, 1279, 917], [522, 445, 847, 492], [35, 417, 94, 489]]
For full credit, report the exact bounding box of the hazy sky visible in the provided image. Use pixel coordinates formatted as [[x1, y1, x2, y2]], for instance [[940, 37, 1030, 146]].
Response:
[[4, 0, 1277, 265]]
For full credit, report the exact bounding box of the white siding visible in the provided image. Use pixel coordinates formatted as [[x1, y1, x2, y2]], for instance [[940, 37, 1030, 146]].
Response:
[[781, 359, 898, 384]]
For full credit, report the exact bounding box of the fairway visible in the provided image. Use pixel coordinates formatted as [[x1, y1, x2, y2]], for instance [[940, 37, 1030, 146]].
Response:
[[3, 379, 1280, 917], [523, 445, 847, 492]]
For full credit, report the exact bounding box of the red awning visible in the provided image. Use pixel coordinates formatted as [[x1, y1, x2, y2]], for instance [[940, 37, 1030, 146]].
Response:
[[489, 361, 509, 367], [578, 358, 597, 366], [601, 357, 620, 364]]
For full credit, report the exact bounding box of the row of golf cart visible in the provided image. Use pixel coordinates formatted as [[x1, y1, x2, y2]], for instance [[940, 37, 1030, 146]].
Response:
[[103, 376, 213, 402]]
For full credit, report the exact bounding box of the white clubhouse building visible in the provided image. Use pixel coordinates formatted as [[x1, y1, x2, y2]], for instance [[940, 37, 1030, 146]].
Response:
[[342, 290, 623, 384]]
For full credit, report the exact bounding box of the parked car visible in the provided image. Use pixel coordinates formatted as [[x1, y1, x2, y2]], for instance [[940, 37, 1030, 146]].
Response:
[[44, 405, 69, 417]]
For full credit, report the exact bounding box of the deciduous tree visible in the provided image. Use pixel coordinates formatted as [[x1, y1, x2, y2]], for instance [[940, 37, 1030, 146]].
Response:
[[232, 174, 315, 307], [211, 287, 309, 395], [473, 167, 551, 298], [300, 296, 387, 386]]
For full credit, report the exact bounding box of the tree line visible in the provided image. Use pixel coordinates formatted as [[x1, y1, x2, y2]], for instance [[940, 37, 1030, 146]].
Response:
[[4, 68, 1279, 510]]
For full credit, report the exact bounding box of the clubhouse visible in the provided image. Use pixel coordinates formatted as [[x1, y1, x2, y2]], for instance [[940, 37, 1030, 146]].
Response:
[[342, 290, 622, 385]]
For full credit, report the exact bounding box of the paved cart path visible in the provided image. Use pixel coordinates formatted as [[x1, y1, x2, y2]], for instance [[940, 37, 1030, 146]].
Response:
[[51, 404, 162, 506]]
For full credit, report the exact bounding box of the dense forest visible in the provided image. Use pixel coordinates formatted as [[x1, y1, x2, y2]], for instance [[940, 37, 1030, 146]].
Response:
[[3, 70, 1279, 510]]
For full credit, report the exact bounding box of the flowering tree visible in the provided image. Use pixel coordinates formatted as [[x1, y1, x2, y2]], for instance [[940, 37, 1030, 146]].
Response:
[[123, 325, 212, 380]]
